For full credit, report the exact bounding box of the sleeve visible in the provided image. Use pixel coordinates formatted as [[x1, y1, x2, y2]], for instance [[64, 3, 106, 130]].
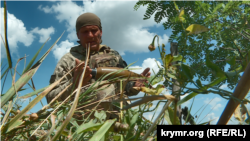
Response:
[[117, 53, 140, 96], [46, 54, 75, 104]]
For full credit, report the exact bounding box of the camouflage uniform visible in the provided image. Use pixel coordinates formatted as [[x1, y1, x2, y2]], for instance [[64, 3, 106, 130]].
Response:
[[46, 44, 139, 118]]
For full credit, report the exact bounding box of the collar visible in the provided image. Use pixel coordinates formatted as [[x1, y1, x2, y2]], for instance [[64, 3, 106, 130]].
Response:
[[70, 43, 109, 56]]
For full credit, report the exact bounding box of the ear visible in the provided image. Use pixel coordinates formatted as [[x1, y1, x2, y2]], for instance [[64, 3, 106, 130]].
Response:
[[99, 30, 102, 38]]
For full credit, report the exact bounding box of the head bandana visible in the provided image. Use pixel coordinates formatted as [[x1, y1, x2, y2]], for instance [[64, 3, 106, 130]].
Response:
[[76, 13, 102, 33]]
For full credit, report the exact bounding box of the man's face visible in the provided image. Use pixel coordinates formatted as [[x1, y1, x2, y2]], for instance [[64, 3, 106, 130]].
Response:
[[77, 25, 102, 51]]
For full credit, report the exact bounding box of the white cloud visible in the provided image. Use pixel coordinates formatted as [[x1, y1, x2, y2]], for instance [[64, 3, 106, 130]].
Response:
[[1, 8, 34, 58], [204, 97, 222, 111], [31, 26, 55, 43], [180, 93, 191, 107], [129, 58, 162, 75], [39, 1, 169, 58], [219, 84, 227, 89], [206, 112, 219, 124], [52, 40, 77, 62], [38, 5, 53, 13]]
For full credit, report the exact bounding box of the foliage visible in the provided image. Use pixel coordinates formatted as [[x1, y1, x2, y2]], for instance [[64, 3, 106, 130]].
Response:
[[134, 0, 250, 90], [134, 0, 250, 125]]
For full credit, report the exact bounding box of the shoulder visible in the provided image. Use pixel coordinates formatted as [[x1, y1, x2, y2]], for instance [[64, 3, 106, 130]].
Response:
[[103, 45, 128, 67], [101, 44, 120, 56], [110, 48, 120, 56], [55, 52, 76, 70]]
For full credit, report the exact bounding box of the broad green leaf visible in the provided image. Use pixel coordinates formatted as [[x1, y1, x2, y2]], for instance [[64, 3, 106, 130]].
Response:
[[167, 106, 180, 125], [167, 72, 177, 79], [164, 110, 172, 125], [6, 120, 24, 133], [19, 86, 49, 99], [165, 54, 173, 68], [149, 74, 164, 86], [205, 56, 225, 78], [130, 112, 139, 127], [173, 1, 179, 11], [226, 56, 236, 66], [172, 55, 183, 62], [126, 112, 139, 139], [196, 79, 203, 88], [3, 1, 12, 68], [181, 64, 193, 80], [94, 110, 107, 123], [186, 24, 209, 35], [22, 37, 50, 74], [177, 92, 197, 106], [133, 84, 165, 95], [77, 120, 103, 134], [225, 66, 242, 78], [179, 7, 185, 22], [89, 119, 116, 141]]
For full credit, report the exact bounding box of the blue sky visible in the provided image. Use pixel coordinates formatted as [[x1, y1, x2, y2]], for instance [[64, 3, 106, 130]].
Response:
[[1, 0, 248, 125]]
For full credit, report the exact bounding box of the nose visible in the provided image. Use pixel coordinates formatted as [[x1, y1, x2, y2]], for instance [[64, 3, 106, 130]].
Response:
[[87, 31, 94, 38]]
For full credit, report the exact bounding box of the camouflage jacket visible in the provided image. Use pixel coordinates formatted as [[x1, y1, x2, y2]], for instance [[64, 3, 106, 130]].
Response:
[[46, 44, 139, 104]]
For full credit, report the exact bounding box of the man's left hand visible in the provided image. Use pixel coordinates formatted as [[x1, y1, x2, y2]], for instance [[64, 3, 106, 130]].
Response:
[[134, 67, 151, 87]]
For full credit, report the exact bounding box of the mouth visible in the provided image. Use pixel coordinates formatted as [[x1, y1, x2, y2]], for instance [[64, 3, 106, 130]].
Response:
[[89, 42, 96, 44]]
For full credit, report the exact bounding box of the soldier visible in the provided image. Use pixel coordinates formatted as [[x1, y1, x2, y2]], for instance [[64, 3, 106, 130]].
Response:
[[46, 13, 151, 120]]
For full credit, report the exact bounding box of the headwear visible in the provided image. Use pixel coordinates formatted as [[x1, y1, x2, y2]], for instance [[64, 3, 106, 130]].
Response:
[[76, 13, 102, 33]]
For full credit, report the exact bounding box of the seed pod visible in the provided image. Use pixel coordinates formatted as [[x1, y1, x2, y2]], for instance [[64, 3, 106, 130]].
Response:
[[148, 44, 156, 51], [112, 122, 129, 133], [29, 113, 38, 121]]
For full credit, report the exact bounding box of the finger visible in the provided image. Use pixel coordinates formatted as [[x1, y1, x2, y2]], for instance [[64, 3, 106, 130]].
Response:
[[145, 71, 151, 77], [75, 59, 85, 68], [84, 66, 92, 74], [141, 67, 150, 76], [84, 74, 92, 82]]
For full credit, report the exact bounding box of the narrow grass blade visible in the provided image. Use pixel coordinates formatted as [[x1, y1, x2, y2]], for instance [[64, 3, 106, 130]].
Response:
[[1, 100, 12, 126], [38, 114, 56, 141], [27, 31, 65, 71], [22, 37, 50, 74], [122, 95, 176, 110], [89, 119, 116, 141], [0, 60, 3, 68], [1, 31, 64, 107], [52, 43, 90, 141], [178, 76, 226, 106], [1, 65, 74, 134], [1, 67, 9, 80], [19, 86, 49, 99], [3, 1, 12, 68], [1, 66, 40, 107]]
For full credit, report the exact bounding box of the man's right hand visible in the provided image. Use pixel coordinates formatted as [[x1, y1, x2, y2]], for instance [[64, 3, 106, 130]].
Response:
[[73, 59, 92, 87]]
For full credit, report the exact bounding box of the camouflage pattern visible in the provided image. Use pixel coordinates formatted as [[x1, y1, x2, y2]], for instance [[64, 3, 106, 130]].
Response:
[[46, 44, 139, 117]]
